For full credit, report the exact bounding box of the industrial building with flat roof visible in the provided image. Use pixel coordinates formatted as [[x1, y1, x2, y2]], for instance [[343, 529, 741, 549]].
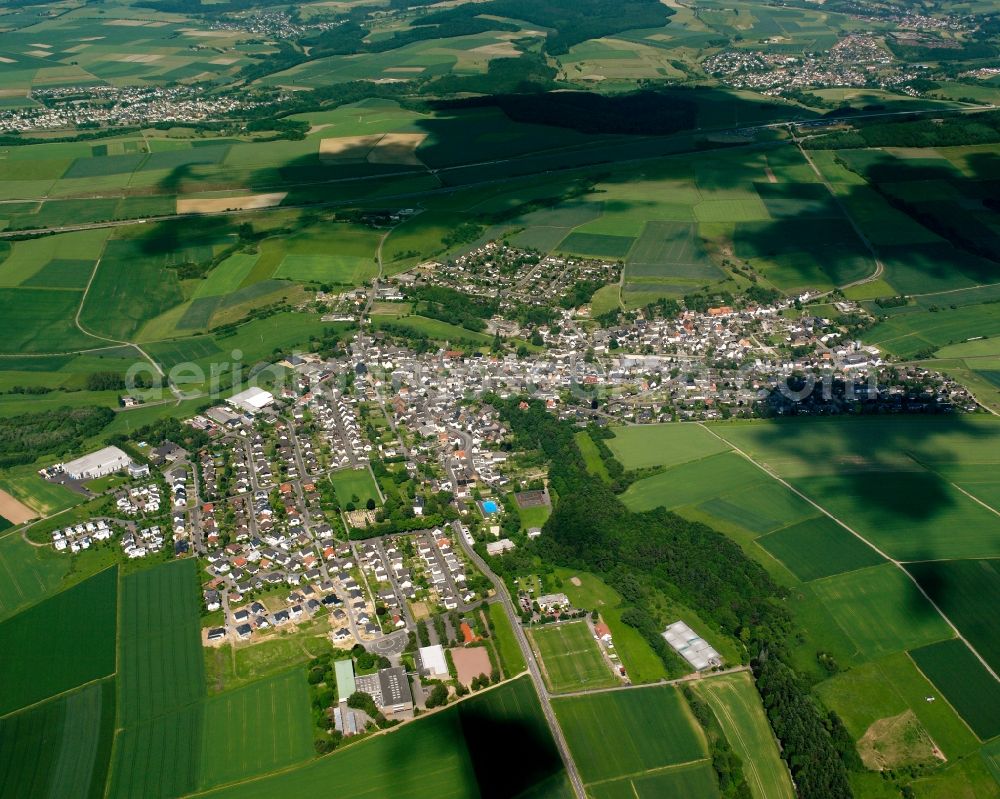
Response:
[[62, 446, 132, 481], [355, 666, 413, 719], [662, 620, 722, 671], [418, 644, 449, 679], [227, 387, 274, 414]]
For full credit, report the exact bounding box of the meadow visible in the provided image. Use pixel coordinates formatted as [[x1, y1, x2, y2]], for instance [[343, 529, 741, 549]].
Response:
[[553, 685, 707, 785], [690, 673, 795, 799], [608, 422, 729, 471], [0, 679, 116, 799], [0, 566, 116, 715], [529, 621, 618, 693], [488, 601, 527, 677], [199, 669, 314, 790], [199, 676, 566, 799]]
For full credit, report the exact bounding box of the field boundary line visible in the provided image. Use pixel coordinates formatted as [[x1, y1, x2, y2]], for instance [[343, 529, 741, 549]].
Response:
[[700, 423, 1000, 686], [0, 672, 114, 721], [903, 651, 983, 743], [583, 757, 711, 789]]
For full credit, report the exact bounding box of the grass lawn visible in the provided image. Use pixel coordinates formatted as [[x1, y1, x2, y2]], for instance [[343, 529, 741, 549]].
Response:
[[811, 564, 953, 661], [329, 467, 380, 508], [575, 430, 610, 483], [607, 423, 730, 471], [0, 566, 116, 716], [488, 601, 526, 677], [199, 669, 314, 789], [529, 621, 618, 693], [692, 673, 795, 799], [553, 685, 706, 785], [518, 503, 551, 531]]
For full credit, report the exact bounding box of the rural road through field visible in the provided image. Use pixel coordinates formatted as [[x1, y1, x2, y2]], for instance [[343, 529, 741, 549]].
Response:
[[452, 520, 587, 799]]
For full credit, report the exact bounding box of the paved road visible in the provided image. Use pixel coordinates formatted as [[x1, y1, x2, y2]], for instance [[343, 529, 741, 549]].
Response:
[[452, 521, 586, 799]]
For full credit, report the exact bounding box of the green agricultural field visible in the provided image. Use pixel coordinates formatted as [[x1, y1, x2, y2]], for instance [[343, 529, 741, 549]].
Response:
[[557, 231, 635, 258], [910, 639, 1000, 741], [199, 669, 313, 790], [0, 533, 69, 622], [488, 602, 526, 677], [625, 221, 723, 283], [109, 559, 205, 799], [691, 673, 795, 799], [622, 452, 767, 513], [588, 763, 720, 799], [553, 686, 707, 785], [695, 480, 818, 537], [757, 517, 885, 582], [0, 566, 116, 716], [811, 564, 953, 661], [792, 472, 1000, 561], [371, 313, 491, 345], [530, 621, 618, 693], [0, 288, 103, 354], [0, 679, 116, 799], [607, 423, 730, 470], [815, 652, 979, 762], [329, 467, 380, 508], [199, 676, 566, 799], [865, 303, 1000, 358], [906, 559, 1000, 676], [274, 253, 376, 285]]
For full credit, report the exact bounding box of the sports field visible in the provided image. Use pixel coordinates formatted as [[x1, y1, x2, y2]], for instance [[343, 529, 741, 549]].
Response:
[[553, 686, 707, 785], [691, 673, 794, 799], [199, 676, 566, 799], [199, 669, 313, 789], [0, 678, 116, 799], [329, 467, 381, 508], [530, 621, 618, 693], [910, 639, 1000, 741], [0, 566, 116, 715]]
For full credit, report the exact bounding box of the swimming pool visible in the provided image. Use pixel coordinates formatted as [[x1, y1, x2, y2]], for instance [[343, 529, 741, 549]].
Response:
[[482, 500, 498, 514]]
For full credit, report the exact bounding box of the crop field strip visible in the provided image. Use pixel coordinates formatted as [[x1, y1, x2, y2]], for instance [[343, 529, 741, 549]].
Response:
[[529, 621, 618, 693], [690, 673, 795, 799], [552, 685, 707, 787], [108, 559, 206, 799], [197, 676, 566, 799], [0, 566, 117, 716]]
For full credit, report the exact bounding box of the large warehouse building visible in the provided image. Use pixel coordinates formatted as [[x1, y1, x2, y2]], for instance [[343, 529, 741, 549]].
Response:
[[662, 620, 722, 671], [62, 446, 132, 481]]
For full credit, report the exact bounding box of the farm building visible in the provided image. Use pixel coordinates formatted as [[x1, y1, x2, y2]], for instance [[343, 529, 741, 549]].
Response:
[[62, 446, 132, 481], [662, 621, 722, 671], [418, 644, 449, 679], [227, 387, 274, 414]]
